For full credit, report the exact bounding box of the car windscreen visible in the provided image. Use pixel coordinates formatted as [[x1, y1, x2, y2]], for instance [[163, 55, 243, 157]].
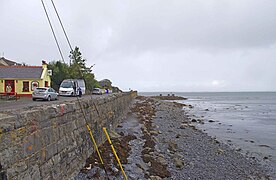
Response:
[[60, 81, 73, 88], [35, 88, 47, 92]]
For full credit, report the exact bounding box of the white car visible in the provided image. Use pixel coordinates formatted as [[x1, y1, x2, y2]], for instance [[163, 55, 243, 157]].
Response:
[[32, 87, 59, 101]]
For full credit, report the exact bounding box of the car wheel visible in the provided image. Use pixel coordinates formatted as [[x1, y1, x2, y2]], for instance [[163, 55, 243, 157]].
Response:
[[32, 98, 36, 101], [47, 96, 51, 101]]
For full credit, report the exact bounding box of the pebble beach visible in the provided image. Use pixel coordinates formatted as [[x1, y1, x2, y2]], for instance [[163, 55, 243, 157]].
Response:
[[75, 96, 275, 179]]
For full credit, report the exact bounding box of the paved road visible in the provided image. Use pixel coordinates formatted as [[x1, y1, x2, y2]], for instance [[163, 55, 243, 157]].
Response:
[[0, 94, 108, 112]]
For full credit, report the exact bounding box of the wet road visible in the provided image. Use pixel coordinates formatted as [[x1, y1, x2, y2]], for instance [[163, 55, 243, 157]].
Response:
[[0, 94, 108, 112]]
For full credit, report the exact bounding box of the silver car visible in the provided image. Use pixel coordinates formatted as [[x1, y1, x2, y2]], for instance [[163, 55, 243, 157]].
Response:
[[92, 88, 103, 95], [32, 87, 59, 101]]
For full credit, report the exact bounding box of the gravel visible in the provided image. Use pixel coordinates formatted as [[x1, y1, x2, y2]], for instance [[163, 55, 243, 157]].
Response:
[[153, 100, 274, 179], [76, 97, 275, 179]]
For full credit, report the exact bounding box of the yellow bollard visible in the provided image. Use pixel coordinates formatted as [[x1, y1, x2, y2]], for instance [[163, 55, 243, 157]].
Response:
[[103, 127, 128, 180], [86, 124, 105, 166]]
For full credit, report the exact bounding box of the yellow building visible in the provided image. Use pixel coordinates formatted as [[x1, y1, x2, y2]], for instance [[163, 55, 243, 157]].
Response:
[[0, 61, 51, 97]]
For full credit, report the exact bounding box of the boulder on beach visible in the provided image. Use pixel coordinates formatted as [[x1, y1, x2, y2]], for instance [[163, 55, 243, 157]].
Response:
[[173, 158, 184, 169]]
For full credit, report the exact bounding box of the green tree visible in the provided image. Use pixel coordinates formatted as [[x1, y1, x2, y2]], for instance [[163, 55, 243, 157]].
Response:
[[68, 46, 96, 92], [69, 47, 92, 78], [98, 79, 122, 92], [48, 47, 116, 93], [99, 79, 112, 89], [48, 61, 70, 90], [83, 73, 95, 91]]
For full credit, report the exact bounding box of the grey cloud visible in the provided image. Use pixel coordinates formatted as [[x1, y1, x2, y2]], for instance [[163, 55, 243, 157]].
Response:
[[105, 0, 276, 53], [1, 0, 276, 91]]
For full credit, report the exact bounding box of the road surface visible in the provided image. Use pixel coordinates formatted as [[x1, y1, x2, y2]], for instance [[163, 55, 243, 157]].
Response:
[[0, 94, 109, 112]]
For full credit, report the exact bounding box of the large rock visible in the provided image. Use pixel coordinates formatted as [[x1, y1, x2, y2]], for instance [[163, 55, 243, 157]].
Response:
[[180, 123, 189, 129], [173, 158, 184, 169], [150, 131, 159, 136], [136, 162, 148, 171], [157, 156, 167, 166], [168, 141, 178, 152]]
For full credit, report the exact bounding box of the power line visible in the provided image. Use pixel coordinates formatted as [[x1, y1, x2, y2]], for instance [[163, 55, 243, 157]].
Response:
[[40, 2, 109, 178], [40, 0, 65, 62], [50, 0, 75, 65], [50, 0, 73, 52], [50, 1, 85, 78]]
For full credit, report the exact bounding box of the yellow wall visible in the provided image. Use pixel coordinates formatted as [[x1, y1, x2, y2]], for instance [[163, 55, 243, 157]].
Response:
[[0, 79, 51, 95], [41, 65, 51, 87], [0, 65, 51, 95], [16, 79, 47, 95], [0, 80, 4, 92]]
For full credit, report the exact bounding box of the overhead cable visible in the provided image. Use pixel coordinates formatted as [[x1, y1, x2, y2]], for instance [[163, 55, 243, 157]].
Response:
[[40, 0, 65, 62], [41, 1, 109, 178], [50, 0, 74, 53]]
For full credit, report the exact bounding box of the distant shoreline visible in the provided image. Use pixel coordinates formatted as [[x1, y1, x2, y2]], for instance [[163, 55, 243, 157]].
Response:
[[139, 91, 276, 94], [150, 95, 187, 100]]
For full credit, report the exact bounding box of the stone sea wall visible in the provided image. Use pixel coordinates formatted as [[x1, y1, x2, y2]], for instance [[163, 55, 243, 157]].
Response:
[[0, 92, 137, 179]]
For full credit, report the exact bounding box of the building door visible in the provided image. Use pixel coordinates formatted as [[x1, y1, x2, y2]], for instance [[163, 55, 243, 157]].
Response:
[[45, 81, 48, 87], [4, 80, 15, 93]]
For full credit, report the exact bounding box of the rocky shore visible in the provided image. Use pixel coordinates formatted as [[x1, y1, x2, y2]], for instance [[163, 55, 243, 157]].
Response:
[[75, 96, 274, 179]]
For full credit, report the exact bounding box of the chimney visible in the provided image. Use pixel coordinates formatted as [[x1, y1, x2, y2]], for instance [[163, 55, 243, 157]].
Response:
[[42, 60, 47, 69], [42, 60, 47, 65]]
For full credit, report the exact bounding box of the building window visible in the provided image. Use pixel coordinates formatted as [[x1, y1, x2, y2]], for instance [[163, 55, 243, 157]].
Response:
[[31, 81, 39, 91], [23, 81, 29, 92]]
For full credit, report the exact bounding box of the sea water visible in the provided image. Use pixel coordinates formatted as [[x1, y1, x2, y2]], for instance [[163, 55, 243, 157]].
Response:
[[140, 92, 276, 169]]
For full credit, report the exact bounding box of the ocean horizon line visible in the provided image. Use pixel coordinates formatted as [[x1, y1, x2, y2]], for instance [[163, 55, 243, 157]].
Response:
[[139, 91, 276, 93]]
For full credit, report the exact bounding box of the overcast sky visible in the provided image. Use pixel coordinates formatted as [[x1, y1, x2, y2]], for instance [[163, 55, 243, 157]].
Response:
[[1, 0, 276, 92]]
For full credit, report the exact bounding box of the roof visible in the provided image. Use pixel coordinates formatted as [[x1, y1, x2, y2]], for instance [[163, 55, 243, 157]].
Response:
[[0, 66, 43, 79], [0, 57, 21, 66]]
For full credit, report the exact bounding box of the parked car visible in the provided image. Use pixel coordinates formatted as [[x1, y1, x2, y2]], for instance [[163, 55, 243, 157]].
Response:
[[32, 87, 58, 101], [92, 88, 103, 95]]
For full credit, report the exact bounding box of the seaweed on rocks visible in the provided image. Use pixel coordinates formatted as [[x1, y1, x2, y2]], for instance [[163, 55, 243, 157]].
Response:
[[76, 96, 274, 179], [132, 98, 171, 179], [79, 134, 136, 179]]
